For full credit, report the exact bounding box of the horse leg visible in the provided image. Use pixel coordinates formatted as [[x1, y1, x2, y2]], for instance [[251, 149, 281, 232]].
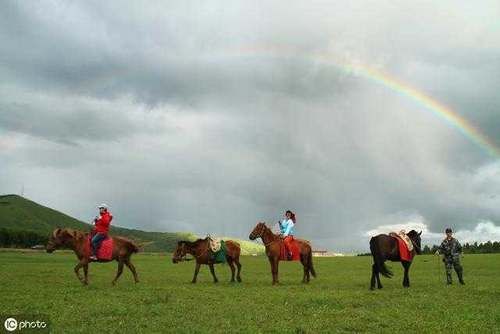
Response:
[[227, 258, 236, 282], [208, 263, 219, 283], [112, 260, 124, 285], [370, 264, 377, 290], [300, 254, 308, 283], [235, 258, 242, 282], [125, 258, 139, 283], [191, 262, 201, 283], [269, 257, 279, 285], [74, 262, 86, 285], [402, 262, 411, 287], [83, 262, 89, 285]]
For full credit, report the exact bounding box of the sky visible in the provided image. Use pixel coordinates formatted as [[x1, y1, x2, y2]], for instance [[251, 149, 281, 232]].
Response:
[[1, 1, 500, 252]]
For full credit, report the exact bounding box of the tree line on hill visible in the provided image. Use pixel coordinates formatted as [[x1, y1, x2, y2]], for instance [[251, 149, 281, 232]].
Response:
[[0, 228, 49, 248], [358, 241, 500, 256], [422, 241, 500, 254]]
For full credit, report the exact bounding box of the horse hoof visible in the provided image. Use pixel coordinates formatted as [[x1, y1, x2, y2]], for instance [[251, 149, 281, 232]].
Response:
[[191, 281, 196, 284]]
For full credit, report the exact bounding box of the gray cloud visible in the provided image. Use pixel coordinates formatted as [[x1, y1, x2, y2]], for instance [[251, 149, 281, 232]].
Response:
[[1, 0, 500, 251]]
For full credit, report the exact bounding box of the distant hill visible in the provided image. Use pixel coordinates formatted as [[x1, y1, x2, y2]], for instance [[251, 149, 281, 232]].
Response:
[[0, 195, 264, 254]]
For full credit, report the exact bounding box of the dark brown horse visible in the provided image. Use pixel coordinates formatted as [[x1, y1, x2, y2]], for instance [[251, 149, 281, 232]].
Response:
[[46, 228, 140, 285], [369, 230, 422, 290], [249, 222, 316, 285], [172, 238, 242, 283]]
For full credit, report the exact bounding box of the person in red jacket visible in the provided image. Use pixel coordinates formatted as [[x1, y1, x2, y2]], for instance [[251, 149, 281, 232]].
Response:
[[90, 203, 113, 260]]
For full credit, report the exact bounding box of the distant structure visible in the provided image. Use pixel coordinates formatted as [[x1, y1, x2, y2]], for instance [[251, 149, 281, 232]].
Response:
[[312, 249, 344, 257]]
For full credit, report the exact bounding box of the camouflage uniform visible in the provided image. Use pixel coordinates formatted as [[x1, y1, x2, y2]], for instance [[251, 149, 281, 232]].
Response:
[[438, 237, 464, 285]]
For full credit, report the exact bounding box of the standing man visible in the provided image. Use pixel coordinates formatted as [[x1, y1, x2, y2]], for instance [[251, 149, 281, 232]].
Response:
[[435, 228, 465, 285]]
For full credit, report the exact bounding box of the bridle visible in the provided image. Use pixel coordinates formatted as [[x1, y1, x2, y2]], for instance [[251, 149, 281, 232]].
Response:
[[251, 223, 279, 248]]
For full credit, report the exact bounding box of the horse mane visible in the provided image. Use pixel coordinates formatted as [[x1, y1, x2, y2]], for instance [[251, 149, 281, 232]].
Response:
[[178, 239, 206, 247], [58, 228, 87, 240]]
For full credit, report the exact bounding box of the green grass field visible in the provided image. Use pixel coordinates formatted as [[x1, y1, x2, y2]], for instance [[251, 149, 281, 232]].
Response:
[[1, 251, 499, 333]]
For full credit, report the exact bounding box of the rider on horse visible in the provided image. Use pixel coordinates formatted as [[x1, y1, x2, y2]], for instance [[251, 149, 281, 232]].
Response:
[[280, 210, 296, 260], [90, 203, 113, 261]]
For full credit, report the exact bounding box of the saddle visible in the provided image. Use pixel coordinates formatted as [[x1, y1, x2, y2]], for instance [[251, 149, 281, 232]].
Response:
[[206, 236, 226, 263], [86, 234, 114, 261], [389, 231, 413, 251], [207, 235, 222, 252], [279, 237, 301, 261], [389, 231, 413, 261]]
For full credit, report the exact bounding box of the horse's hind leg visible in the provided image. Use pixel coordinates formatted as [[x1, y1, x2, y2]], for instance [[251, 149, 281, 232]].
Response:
[[125, 258, 139, 283], [227, 258, 236, 282], [370, 264, 377, 290], [375, 266, 383, 289], [112, 260, 124, 285], [208, 263, 219, 283], [300, 254, 309, 283], [235, 258, 242, 282]]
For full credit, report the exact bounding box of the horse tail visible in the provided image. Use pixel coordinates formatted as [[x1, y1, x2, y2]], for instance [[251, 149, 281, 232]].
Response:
[[370, 237, 392, 278], [308, 249, 317, 278]]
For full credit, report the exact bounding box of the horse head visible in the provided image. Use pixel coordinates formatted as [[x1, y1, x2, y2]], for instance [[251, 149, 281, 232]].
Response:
[[172, 241, 188, 263], [249, 222, 267, 240], [407, 230, 423, 254], [46, 228, 83, 253]]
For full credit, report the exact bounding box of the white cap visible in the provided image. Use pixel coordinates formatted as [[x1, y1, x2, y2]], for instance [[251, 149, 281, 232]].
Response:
[[98, 203, 108, 209]]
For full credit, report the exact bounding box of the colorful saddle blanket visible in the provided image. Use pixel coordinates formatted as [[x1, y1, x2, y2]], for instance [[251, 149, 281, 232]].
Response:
[[211, 240, 227, 263], [280, 238, 301, 261], [390, 234, 413, 262], [86, 235, 114, 260]]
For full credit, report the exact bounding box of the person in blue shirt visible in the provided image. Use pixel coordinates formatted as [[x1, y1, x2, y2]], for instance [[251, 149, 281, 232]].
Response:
[[279, 210, 296, 260]]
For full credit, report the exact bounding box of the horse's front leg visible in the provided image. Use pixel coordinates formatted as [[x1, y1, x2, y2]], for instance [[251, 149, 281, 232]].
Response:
[[268, 256, 279, 285], [74, 261, 86, 285], [402, 262, 411, 287], [208, 263, 218, 283], [83, 262, 89, 285], [192, 262, 201, 283]]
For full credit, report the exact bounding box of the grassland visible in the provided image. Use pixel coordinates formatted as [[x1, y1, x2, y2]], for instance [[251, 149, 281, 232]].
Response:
[[1, 251, 499, 333]]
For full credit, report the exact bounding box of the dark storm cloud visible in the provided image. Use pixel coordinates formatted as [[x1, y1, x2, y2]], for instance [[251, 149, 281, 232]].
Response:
[[1, 0, 500, 251]]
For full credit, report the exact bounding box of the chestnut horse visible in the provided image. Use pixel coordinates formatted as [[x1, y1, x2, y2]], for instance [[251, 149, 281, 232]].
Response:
[[369, 230, 422, 290], [172, 238, 242, 283], [249, 222, 316, 285], [46, 228, 140, 285]]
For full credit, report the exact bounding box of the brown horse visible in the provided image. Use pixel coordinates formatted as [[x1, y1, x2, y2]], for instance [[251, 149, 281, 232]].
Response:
[[249, 222, 316, 285], [369, 230, 422, 290], [172, 238, 242, 283], [46, 228, 140, 285]]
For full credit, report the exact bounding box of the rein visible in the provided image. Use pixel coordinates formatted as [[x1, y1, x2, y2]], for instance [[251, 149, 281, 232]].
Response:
[[256, 224, 281, 248]]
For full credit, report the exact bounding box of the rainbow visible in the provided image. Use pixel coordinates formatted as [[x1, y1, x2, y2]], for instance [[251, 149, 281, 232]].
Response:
[[232, 46, 500, 159]]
